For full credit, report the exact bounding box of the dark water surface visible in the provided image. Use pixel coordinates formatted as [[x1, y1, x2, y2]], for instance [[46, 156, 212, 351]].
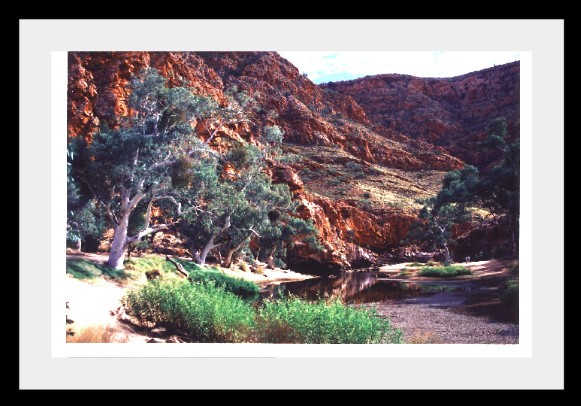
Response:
[[263, 271, 474, 304]]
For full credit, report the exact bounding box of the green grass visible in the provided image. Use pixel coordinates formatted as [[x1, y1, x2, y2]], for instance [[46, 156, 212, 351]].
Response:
[[188, 269, 260, 301], [123, 280, 256, 342], [126, 256, 260, 300], [68, 255, 259, 300], [420, 284, 458, 293], [398, 268, 410, 277], [502, 282, 519, 307], [418, 265, 472, 278], [257, 297, 403, 344], [123, 256, 176, 273], [66, 258, 132, 280], [123, 281, 403, 343]]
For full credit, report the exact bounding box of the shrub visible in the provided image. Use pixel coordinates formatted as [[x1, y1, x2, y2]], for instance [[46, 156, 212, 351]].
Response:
[[299, 168, 314, 181], [123, 256, 259, 300], [123, 280, 404, 344], [123, 256, 176, 274], [360, 199, 372, 209], [418, 265, 472, 277], [123, 280, 255, 342], [187, 268, 260, 301], [502, 282, 519, 307], [398, 268, 410, 277], [362, 192, 372, 199], [345, 162, 366, 179], [239, 261, 250, 273], [257, 298, 403, 344]]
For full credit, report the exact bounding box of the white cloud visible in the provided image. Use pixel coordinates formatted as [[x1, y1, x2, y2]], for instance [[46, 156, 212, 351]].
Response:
[[278, 51, 521, 83]]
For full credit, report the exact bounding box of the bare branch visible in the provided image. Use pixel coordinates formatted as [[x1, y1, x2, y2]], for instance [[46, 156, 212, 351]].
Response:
[[126, 223, 171, 244], [105, 203, 119, 228]]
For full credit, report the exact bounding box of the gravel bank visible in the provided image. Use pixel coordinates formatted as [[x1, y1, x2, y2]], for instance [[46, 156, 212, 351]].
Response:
[[368, 290, 519, 344]]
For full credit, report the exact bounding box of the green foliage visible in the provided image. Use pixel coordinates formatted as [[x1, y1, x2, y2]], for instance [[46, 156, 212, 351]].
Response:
[[123, 276, 404, 343], [66, 200, 105, 249], [360, 198, 372, 209], [262, 125, 285, 158], [299, 168, 315, 181], [418, 265, 472, 277], [66, 156, 106, 250], [122, 256, 259, 300], [398, 269, 411, 277], [187, 269, 260, 301], [502, 281, 519, 307], [406, 201, 469, 263], [257, 297, 403, 344], [225, 146, 250, 169], [423, 117, 520, 257], [123, 280, 256, 342], [345, 161, 366, 179], [436, 165, 480, 208], [170, 156, 196, 188], [179, 143, 301, 266], [68, 68, 220, 264], [66, 259, 132, 280], [509, 264, 519, 276], [123, 256, 176, 274]]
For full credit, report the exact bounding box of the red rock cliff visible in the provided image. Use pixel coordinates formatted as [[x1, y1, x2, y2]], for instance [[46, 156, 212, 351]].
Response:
[[322, 61, 520, 167], [67, 51, 470, 272]]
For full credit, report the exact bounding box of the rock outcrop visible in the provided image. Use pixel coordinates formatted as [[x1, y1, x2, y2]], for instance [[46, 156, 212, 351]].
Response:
[[322, 61, 520, 167], [67, 51, 518, 273]]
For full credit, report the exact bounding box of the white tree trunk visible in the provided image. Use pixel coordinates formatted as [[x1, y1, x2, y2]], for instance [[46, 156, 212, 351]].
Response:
[[197, 214, 231, 266], [442, 243, 451, 264], [197, 236, 217, 266], [107, 215, 129, 269], [266, 246, 277, 269]]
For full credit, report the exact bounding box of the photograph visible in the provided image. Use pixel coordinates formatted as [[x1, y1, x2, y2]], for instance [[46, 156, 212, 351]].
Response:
[[64, 50, 520, 345]]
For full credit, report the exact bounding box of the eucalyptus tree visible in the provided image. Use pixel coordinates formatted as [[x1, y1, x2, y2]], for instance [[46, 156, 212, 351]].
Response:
[[69, 68, 226, 269]]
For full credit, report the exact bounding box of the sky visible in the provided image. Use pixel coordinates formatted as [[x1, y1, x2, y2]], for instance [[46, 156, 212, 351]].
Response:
[[278, 51, 521, 84]]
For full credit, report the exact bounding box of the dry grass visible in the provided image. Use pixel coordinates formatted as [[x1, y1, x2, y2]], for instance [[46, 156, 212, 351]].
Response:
[[239, 261, 250, 273], [285, 144, 446, 211], [406, 331, 442, 344], [66, 324, 127, 343], [254, 264, 265, 275]]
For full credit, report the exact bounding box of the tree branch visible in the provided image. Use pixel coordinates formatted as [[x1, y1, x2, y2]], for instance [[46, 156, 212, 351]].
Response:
[[126, 224, 170, 244], [165, 255, 188, 278]]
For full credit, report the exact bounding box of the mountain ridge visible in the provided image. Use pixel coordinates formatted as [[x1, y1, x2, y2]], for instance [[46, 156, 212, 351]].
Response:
[[67, 52, 519, 272]]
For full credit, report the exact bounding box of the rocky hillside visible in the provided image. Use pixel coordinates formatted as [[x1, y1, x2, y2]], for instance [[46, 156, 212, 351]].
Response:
[[67, 52, 518, 272], [321, 61, 520, 167]]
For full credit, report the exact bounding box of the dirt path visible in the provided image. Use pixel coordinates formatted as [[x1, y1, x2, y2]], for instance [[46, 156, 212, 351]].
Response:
[[65, 275, 151, 343]]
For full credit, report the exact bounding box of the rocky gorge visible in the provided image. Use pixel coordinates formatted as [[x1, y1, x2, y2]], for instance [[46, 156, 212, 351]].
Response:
[[68, 52, 519, 273]]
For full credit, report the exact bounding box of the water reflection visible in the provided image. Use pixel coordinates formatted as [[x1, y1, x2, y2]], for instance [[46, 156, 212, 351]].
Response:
[[264, 271, 464, 304]]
